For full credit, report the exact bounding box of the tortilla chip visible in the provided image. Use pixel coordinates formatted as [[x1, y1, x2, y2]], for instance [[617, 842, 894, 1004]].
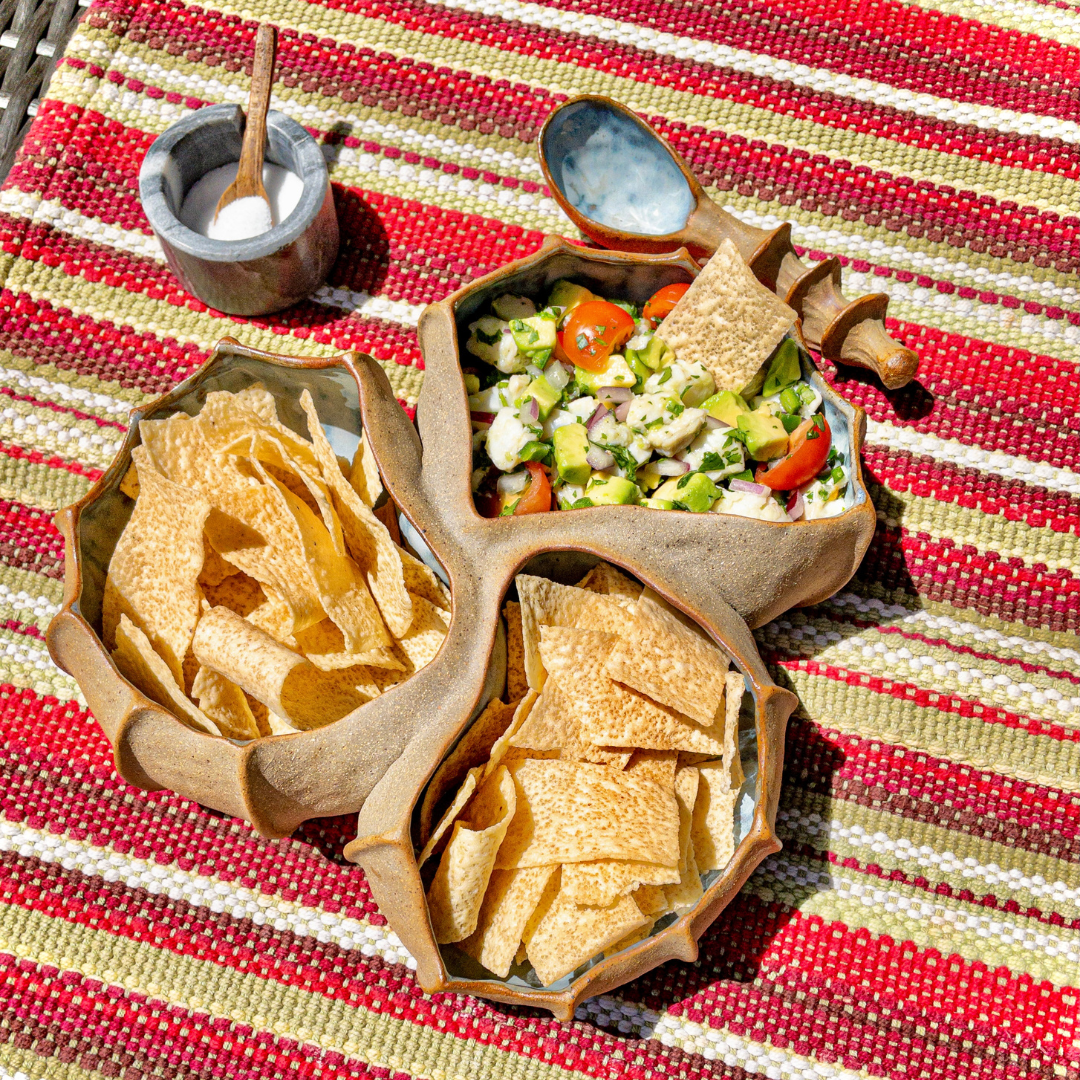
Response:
[[485, 691, 537, 778], [604, 592, 728, 726], [515, 575, 627, 692], [664, 766, 704, 915], [300, 390, 413, 639], [604, 918, 655, 958], [418, 765, 480, 867], [523, 883, 648, 986], [725, 670, 746, 788], [199, 538, 240, 588], [119, 460, 140, 500], [560, 859, 679, 906], [540, 627, 726, 755], [102, 448, 211, 684], [200, 454, 326, 636], [503, 601, 527, 702], [192, 606, 374, 729], [510, 680, 631, 768], [691, 760, 739, 873], [200, 569, 266, 620], [294, 618, 402, 672], [199, 385, 320, 471], [427, 766, 517, 943], [190, 665, 261, 740], [393, 594, 448, 674], [496, 759, 680, 869], [632, 883, 669, 916], [576, 563, 642, 604], [400, 547, 451, 612], [459, 864, 558, 978], [625, 749, 678, 789], [348, 429, 383, 508], [112, 615, 220, 736], [419, 697, 518, 846], [655, 237, 796, 394]]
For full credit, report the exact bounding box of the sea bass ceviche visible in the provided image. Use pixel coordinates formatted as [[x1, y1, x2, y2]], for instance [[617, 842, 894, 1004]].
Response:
[[463, 241, 850, 523]]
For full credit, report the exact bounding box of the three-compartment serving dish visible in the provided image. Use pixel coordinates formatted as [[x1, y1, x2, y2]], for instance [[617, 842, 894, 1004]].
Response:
[[48, 93, 900, 1019]]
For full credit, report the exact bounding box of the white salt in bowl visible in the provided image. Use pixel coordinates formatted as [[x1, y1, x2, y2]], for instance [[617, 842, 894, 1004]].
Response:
[[139, 104, 339, 316]]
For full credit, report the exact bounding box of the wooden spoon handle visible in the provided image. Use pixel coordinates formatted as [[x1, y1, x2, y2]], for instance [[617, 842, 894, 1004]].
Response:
[[685, 199, 918, 390], [234, 24, 277, 197]]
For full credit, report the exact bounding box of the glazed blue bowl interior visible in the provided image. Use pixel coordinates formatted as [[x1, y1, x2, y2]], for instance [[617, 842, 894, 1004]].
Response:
[[542, 99, 695, 236]]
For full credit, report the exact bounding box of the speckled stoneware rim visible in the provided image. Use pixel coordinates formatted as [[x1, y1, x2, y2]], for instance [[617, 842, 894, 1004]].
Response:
[[138, 104, 330, 262], [341, 238, 872, 1018]]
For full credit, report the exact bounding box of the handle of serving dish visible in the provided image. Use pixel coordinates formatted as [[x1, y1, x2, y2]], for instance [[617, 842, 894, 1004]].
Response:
[[683, 198, 918, 390]]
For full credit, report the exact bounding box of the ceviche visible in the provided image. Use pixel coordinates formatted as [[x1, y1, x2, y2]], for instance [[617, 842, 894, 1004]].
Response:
[[462, 241, 850, 523]]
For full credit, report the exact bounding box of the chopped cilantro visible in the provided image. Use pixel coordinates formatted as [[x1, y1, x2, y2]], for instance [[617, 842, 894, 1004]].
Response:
[[645, 416, 665, 429], [657, 366, 673, 385], [667, 401, 685, 417], [570, 497, 595, 509], [476, 327, 501, 346], [499, 499, 520, 516], [730, 469, 754, 483], [519, 441, 552, 463], [700, 451, 724, 471], [576, 332, 589, 351], [608, 446, 638, 481], [676, 473, 693, 489]]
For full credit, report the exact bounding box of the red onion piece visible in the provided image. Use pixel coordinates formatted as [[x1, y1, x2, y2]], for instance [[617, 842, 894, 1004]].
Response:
[[585, 403, 609, 432], [521, 397, 540, 422], [787, 491, 805, 520], [703, 414, 728, 430], [586, 447, 616, 471], [655, 458, 690, 476], [614, 400, 632, 422], [597, 386, 632, 405], [729, 478, 769, 495], [470, 411, 495, 425]]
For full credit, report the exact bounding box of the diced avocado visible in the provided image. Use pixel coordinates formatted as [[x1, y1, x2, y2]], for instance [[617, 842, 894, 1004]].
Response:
[[672, 472, 721, 513], [585, 475, 640, 505], [510, 315, 557, 354], [520, 373, 562, 419], [739, 363, 767, 401], [635, 460, 663, 491], [492, 293, 537, 321], [463, 373, 481, 394], [737, 411, 790, 461], [701, 390, 750, 427], [641, 497, 674, 510], [625, 348, 651, 388], [548, 280, 594, 315], [779, 386, 802, 414], [651, 477, 683, 503], [552, 423, 591, 486], [573, 354, 636, 393], [762, 339, 802, 398], [637, 335, 673, 371]]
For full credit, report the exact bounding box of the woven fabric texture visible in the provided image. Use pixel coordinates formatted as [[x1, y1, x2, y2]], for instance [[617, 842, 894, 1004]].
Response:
[[0, 0, 1078, 1077]]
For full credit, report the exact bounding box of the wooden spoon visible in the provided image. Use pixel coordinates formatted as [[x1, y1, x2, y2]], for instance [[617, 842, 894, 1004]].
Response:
[[538, 95, 919, 390], [214, 24, 277, 229]]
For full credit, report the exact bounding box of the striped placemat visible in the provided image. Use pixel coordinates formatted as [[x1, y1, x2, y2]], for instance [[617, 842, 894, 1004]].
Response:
[[0, 0, 1077, 1077]]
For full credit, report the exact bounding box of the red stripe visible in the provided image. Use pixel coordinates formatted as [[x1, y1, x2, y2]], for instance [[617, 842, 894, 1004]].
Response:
[[782, 718, 1080, 860], [0, 438, 101, 483], [0, 498, 65, 579], [773, 652, 1080, 743], [862, 444, 1080, 535], [0, 851, 1066, 1079], [858, 527, 1079, 634]]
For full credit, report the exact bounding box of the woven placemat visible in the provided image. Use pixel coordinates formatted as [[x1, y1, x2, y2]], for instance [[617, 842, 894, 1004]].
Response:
[[0, 0, 1077, 1076]]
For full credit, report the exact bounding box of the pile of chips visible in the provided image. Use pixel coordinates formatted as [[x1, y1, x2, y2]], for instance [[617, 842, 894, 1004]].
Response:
[[103, 385, 450, 739], [418, 563, 745, 986]]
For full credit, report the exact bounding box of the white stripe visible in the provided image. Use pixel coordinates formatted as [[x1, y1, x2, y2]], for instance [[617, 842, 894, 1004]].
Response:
[[824, 591, 1080, 669], [771, 621, 1080, 719], [0, 404, 125, 469], [727, 204, 1080, 310], [0, 362, 137, 417], [0, 582, 59, 624], [762, 854, 1080, 962], [865, 419, 1080, 497], [432, 0, 1080, 146], [776, 808, 1080, 906]]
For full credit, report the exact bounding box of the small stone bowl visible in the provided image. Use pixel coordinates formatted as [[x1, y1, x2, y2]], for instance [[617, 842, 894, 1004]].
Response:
[[139, 103, 339, 316]]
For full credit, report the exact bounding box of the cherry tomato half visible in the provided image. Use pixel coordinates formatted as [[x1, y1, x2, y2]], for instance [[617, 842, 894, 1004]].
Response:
[[561, 300, 636, 372], [513, 461, 553, 515], [755, 415, 831, 491], [642, 282, 690, 325]]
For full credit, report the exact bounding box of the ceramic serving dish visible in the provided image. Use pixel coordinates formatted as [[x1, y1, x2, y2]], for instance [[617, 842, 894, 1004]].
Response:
[[342, 237, 876, 1016], [46, 338, 504, 839]]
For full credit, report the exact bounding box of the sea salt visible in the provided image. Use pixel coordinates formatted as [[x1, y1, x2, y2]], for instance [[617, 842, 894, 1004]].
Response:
[[180, 160, 305, 241]]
